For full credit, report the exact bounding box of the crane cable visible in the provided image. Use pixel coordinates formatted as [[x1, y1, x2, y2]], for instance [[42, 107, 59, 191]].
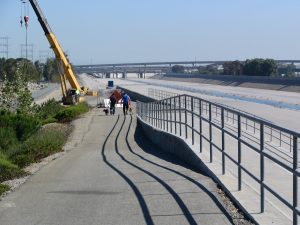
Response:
[[19, 0, 23, 27], [19, 0, 29, 29]]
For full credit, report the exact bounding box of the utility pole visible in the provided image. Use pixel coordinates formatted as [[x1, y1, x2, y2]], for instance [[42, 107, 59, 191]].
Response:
[[0, 37, 9, 59], [39, 50, 50, 63], [21, 44, 34, 62]]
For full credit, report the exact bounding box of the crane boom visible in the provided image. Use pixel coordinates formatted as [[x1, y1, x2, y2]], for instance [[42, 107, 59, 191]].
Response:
[[29, 0, 81, 91]]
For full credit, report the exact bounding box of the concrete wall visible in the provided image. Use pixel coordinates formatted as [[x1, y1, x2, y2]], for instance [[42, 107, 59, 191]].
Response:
[[137, 116, 208, 174], [163, 73, 300, 92]]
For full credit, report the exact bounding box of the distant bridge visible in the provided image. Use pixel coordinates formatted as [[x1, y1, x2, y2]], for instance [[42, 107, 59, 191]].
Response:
[[73, 60, 300, 78]]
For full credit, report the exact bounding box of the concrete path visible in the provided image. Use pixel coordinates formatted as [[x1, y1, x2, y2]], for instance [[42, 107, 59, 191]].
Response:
[[0, 109, 235, 225]]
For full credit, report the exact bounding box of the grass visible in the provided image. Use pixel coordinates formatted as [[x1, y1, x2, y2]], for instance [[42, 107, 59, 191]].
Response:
[[10, 129, 67, 168], [0, 184, 10, 196], [0, 153, 26, 183]]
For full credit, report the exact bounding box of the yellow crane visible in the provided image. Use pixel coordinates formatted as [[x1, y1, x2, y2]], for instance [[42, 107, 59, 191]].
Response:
[[29, 0, 95, 104]]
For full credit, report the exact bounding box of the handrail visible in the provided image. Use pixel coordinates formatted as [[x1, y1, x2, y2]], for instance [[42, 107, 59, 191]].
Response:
[[138, 91, 300, 225]]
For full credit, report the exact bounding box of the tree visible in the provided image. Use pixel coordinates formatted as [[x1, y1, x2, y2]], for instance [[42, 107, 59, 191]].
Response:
[[223, 61, 244, 75], [0, 58, 40, 82], [0, 62, 33, 114], [0, 57, 5, 80], [34, 60, 44, 82], [261, 59, 277, 76], [43, 58, 60, 82], [285, 63, 296, 77], [3, 58, 18, 82], [18, 59, 40, 82], [171, 65, 185, 73], [244, 58, 277, 76]]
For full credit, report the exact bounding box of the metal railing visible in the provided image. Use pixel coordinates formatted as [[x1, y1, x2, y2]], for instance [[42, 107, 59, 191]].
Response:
[[148, 88, 299, 166], [148, 88, 178, 100], [137, 92, 300, 225]]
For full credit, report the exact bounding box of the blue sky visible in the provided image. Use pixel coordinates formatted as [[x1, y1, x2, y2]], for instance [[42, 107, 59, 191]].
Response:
[[1, 0, 300, 64]]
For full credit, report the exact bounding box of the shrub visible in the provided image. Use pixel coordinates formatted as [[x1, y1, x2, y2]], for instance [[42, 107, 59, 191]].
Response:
[[0, 127, 18, 151], [0, 184, 10, 195], [0, 153, 25, 182], [54, 102, 89, 123], [41, 117, 58, 125], [36, 98, 64, 120], [11, 129, 66, 168], [0, 110, 40, 141]]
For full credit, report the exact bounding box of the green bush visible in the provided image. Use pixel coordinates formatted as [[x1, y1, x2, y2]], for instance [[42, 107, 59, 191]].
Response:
[[41, 117, 58, 125], [37, 98, 64, 120], [0, 184, 10, 195], [0, 153, 25, 182], [0, 110, 40, 142], [55, 102, 89, 123], [11, 129, 66, 168], [0, 127, 18, 152]]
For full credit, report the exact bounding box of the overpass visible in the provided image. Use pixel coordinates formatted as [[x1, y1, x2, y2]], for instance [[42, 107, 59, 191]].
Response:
[[73, 60, 300, 78]]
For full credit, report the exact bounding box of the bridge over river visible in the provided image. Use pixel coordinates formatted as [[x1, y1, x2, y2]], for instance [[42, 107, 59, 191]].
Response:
[[73, 60, 300, 79]]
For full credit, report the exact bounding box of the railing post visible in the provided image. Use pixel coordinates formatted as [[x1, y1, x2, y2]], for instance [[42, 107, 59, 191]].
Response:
[[154, 101, 158, 127], [152, 102, 154, 126], [141, 102, 143, 119], [238, 114, 242, 191], [191, 97, 194, 145], [226, 110, 229, 122], [260, 122, 265, 213], [151, 102, 153, 125], [179, 96, 182, 136], [279, 131, 282, 147], [209, 103, 212, 163], [293, 135, 298, 225], [290, 135, 293, 152], [170, 98, 173, 133], [146, 103, 149, 123], [222, 108, 225, 175], [166, 99, 169, 132], [199, 99, 203, 153], [159, 101, 162, 129], [270, 127, 273, 142], [163, 100, 165, 130], [174, 97, 177, 135], [157, 101, 159, 127], [185, 95, 188, 139]]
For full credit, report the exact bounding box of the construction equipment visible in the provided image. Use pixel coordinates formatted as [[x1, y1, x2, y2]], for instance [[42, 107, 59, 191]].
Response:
[[29, 0, 95, 104]]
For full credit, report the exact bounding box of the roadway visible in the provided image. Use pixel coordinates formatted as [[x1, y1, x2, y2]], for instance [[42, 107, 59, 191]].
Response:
[[0, 108, 238, 225]]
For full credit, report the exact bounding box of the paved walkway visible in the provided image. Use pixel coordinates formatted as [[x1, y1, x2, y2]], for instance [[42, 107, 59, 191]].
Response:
[[0, 109, 235, 225]]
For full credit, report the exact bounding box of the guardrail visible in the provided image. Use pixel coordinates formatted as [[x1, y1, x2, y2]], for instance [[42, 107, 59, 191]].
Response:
[[138, 90, 300, 225]]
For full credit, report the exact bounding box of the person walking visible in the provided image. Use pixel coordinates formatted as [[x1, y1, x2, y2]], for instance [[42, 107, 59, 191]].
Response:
[[121, 92, 130, 115], [109, 94, 117, 115]]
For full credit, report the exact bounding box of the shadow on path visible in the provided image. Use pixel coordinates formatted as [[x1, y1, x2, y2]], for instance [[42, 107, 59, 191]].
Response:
[[130, 115, 234, 224], [101, 115, 154, 225], [115, 116, 198, 225]]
